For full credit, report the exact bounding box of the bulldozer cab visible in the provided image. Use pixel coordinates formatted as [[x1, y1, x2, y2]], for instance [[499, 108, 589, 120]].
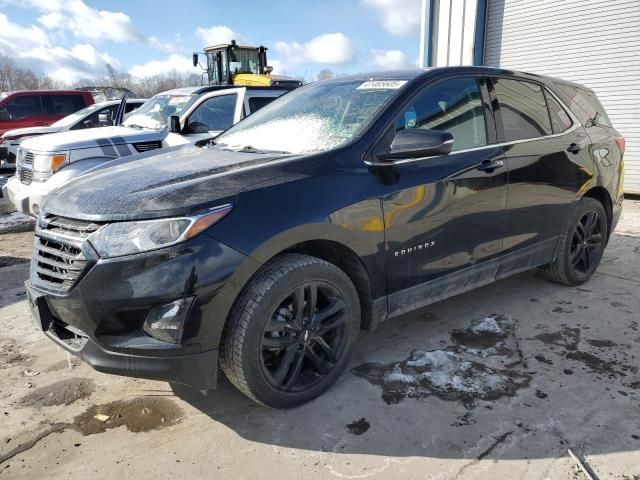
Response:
[[198, 41, 269, 86]]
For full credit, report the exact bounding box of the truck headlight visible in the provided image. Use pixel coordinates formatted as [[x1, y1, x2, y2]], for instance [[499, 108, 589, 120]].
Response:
[[88, 204, 232, 258], [33, 153, 67, 173]]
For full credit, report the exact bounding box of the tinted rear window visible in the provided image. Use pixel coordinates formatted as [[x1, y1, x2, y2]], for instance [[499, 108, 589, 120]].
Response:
[[5, 95, 44, 117], [492, 78, 552, 141], [45, 94, 87, 115], [248, 96, 277, 113]]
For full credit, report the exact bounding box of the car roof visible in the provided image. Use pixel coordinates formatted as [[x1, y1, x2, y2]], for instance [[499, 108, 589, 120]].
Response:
[[157, 85, 291, 97], [323, 67, 589, 92], [0, 89, 92, 96]]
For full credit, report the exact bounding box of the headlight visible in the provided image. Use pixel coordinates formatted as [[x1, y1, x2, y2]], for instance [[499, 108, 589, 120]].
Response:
[[33, 152, 67, 173], [88, 204, 233, 258]]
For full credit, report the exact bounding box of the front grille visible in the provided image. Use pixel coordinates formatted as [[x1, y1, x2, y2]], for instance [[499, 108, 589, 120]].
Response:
[[42, 215, 102, 239], [19, 150, 34, 185], [33, 215, 103, 291], [133, 141, 162, 153]]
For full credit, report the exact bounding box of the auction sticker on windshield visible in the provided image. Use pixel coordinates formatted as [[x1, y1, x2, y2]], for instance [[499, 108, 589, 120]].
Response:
[[357, 80, 407, 90]]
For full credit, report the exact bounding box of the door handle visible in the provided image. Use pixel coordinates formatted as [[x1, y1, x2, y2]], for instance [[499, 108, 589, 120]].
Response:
[[477, 159, 504, 172], [567, 143, 583, 154]]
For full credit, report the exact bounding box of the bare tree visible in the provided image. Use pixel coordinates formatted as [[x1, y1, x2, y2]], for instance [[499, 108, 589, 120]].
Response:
[[0, 55, 206, 98], [316, 69, 336, 81]]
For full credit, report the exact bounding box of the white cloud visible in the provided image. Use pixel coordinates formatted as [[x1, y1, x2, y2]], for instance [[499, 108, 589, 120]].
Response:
[[0, 13, 120, 80], [274, 33, 355, 67], [196, 25, 245, 47], [371, 49, 413, 69], [361, 0, 422, 36], [27, 0, 143, 43], [148, 36, 176, 54], [128, 54, 197, 78]]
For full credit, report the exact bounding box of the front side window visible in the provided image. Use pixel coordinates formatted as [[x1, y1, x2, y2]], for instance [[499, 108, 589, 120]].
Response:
[[70, 105, 117, 130], [6, 95, 43, 118], [545, 90, 572, 134], [216, 79, 402, 154], [187, 94, 237, 132], [394, 76, 488, 152], [492, 78, 552, 141]]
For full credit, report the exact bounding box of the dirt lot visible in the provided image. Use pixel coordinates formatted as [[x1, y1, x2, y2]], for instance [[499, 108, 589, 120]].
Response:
[[0, 201, 639, 480]]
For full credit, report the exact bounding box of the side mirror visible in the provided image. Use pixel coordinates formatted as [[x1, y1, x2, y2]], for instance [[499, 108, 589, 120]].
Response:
[[381, 129, 453, 160], [169, 115, 181, 134], [0, 108, 11, 121], [192, 53, 199, 67], [264, 65, 274, 74], [98, 112, 111, 126]]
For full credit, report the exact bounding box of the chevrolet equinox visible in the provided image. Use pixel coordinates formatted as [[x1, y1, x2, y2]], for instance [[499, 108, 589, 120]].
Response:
[[26, 67, 624, 408]]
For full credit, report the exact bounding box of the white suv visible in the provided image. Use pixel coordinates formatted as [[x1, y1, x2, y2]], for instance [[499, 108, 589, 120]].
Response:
[[3, 85, 290, 217]]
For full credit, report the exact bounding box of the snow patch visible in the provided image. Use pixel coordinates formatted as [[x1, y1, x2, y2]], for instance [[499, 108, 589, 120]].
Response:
[[0, 212, 34, 233]]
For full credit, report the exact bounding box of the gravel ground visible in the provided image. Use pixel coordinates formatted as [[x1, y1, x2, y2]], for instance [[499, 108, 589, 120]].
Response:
[[0, 199, 639, 480]]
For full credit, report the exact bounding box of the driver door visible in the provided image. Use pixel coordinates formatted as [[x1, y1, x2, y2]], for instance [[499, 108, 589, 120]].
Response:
[[379, 75, 509, 317], [178, 89, 245, 143]]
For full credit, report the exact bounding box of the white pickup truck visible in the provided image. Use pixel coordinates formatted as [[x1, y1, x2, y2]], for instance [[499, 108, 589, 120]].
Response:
[[3, 85, 291, 217]]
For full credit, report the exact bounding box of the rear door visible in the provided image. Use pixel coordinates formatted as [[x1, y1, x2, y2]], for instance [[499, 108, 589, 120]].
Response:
[[489, 76, 593, 262], [379, 75, 508, 316]]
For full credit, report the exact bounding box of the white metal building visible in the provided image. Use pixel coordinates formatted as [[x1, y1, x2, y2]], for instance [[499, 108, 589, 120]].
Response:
[[420, 0, 640, 193]]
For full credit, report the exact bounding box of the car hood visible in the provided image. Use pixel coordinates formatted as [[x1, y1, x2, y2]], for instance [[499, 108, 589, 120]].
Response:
[[44, 146, 301, 222], [2, 126, 61, 140], [20, 126, 163, 152]]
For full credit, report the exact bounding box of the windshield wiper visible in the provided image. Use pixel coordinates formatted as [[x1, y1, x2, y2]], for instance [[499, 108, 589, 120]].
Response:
[[235, 145, 292, 155]]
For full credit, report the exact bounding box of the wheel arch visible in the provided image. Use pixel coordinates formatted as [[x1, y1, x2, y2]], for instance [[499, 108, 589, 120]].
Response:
[[582, 186, 613, 239]]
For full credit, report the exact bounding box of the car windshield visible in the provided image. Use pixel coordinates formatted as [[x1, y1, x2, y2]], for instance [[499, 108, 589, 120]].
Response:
[[215, 79, 405, 154], [51, 103, 106, 127], [123, 94, 193, 130]]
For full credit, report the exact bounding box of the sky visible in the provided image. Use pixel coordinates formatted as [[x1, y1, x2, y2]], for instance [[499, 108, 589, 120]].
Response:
[[0, 0, 422, 82]]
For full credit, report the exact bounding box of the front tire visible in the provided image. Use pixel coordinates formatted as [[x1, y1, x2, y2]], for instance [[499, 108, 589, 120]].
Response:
[[542, 197, 608, 286], [220, 254, 361, 408]]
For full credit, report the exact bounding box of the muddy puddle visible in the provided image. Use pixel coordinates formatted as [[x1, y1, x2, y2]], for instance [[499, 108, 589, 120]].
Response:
[[345, 418, 370, 435], [352, 314, 531, 408], [19, 378, 95, 407], [73, 397, 182, 435], [533, 327, 580, 350]]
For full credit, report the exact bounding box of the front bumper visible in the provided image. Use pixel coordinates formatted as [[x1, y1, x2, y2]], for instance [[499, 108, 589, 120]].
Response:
[[26, 231, 251, 390], [3, 176, 50, 218]]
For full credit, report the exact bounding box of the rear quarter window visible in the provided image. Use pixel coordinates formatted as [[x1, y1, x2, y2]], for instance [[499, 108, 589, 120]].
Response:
[[544, 90, 573, 134], [492, 78, 552, 141], [554, 83, 612, 128]]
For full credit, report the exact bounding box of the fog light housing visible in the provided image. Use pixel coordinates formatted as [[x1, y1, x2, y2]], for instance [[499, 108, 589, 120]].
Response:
[[143, 297, 194, 344]]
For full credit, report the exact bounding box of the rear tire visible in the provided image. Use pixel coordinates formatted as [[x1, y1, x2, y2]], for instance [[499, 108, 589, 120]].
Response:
[[542, 197, 608, 286], [220, 254, 360, 408]]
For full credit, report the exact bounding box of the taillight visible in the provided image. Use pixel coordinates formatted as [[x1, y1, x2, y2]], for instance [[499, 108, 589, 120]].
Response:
[[615, 135, 626, 156]]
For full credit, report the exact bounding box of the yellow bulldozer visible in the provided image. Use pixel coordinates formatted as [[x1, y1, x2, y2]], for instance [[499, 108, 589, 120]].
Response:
[[192, 40, 301, 89]]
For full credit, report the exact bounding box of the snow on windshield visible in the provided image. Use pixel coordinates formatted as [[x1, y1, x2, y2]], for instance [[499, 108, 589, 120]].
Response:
[[123, 94, 193, 130], [215, 79, 403, 154]]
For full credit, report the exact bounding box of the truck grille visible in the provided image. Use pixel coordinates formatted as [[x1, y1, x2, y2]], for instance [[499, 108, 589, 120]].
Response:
[[19, 150, 34, 185], [133, 141, 162, 153], [33, 215, 103, 291]]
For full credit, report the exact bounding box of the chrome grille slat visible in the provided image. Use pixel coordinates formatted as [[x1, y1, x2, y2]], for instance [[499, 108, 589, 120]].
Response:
[[33, 215, 104, 291], [19, 150, 34, 185]]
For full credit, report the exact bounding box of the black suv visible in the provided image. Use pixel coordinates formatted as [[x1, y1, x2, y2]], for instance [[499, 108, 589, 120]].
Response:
[[26, 67, 624, 408]]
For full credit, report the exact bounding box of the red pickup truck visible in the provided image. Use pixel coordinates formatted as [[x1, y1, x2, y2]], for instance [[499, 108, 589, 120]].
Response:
[[0, 90, 95, 137]]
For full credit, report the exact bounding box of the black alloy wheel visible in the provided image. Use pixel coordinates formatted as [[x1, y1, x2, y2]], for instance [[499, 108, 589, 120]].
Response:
[[220, 254, 360, 408], [569, 209, 605, 277], [542, 197, 608, 286], [260, 282, 348, 392]]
